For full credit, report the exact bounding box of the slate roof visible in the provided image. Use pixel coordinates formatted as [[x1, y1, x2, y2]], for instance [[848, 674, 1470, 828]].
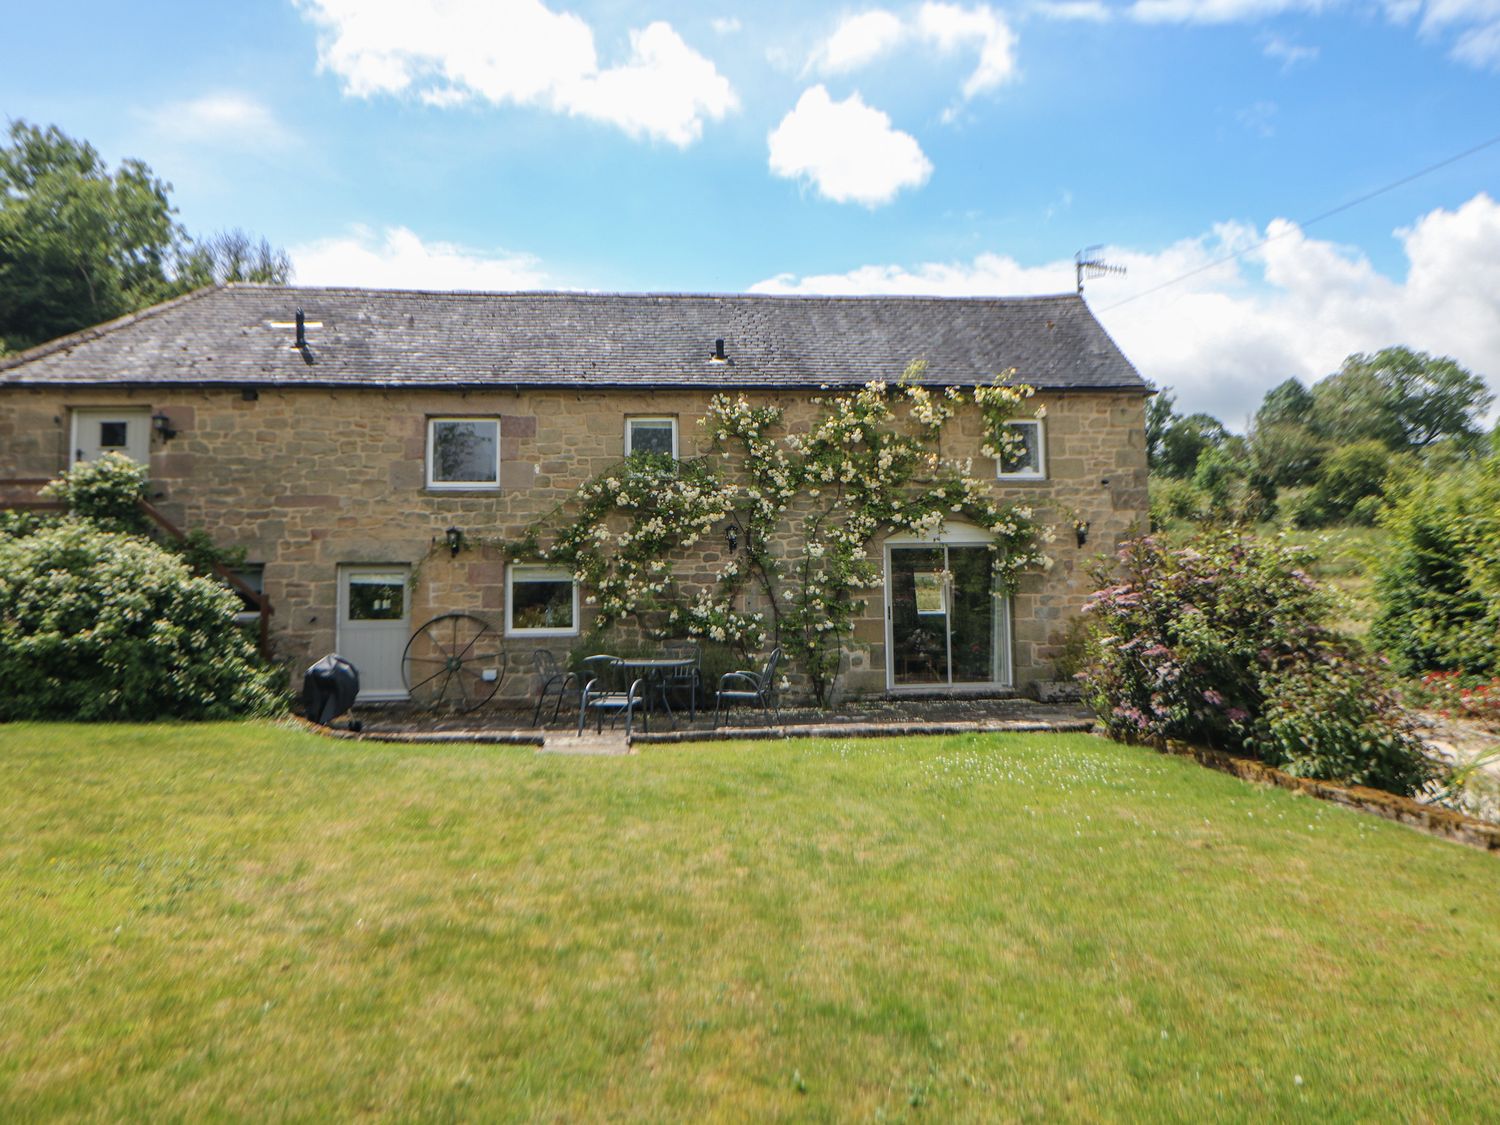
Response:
[[0, 285, 1148, 393]]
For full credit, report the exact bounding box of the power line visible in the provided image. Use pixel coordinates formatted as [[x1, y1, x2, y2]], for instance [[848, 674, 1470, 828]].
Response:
[[1097, 128, 1500, 313]]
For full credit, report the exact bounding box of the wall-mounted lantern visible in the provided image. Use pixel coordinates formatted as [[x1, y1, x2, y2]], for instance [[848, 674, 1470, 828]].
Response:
[[151, 411, 177, 441], [724, 524, 738, 554], [445, 526, 464, 557], [1075, 520, 1090, 549]]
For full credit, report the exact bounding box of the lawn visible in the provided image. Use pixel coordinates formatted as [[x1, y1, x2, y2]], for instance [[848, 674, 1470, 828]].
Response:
[[3, 724, 1498, 1121]]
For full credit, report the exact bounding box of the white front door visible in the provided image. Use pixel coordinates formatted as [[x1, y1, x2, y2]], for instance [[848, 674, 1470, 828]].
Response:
[[336, 566, 411, 700], [72, 408, 151, 464]]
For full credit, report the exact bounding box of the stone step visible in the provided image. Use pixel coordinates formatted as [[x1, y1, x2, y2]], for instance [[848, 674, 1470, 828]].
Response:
[[540, 732, 632, 756]]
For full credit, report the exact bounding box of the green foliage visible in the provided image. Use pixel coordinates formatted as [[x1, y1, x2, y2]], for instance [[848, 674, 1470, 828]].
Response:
[[1302, 439, 1392, 525], [1189, 445, 1243, 518], [0, 519, 282, 721], [0, 121, 181, 350], [38, 450, 149, 532], [1372, 454, 1500, 676], [1310, 347, 1492, 451], [1249, 654, 1434, 794], [1157, 411, 1230, 479], [0, 120, 290, 352], [1249, 421, 1326, 491], [1254, 378, 1315, 431], [1081, 530, 1432, 795], [1149, 477, 1207, 526]]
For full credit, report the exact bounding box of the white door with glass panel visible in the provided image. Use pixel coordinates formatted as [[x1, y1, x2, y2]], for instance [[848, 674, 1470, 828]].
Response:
[[884, 530, 1012, 690], [72, 408, 151, 465], [337, 566, 411, 700]]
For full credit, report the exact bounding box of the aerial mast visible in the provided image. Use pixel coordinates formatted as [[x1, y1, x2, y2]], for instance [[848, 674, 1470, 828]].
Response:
[[1074, 246, 1126, 295]]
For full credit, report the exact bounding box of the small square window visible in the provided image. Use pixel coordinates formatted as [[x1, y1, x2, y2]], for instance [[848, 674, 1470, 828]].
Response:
[[428, 418, 499, 489], [348, 573, 406, 621], [996, 420, 1046, 479], [507, 566, 579, 636], [98, 421, 129, 448], [625, 416, 677, 460]]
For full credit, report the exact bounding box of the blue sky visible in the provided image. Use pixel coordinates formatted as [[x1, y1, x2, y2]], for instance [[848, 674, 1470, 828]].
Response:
[[5, 0, 1500, 422]]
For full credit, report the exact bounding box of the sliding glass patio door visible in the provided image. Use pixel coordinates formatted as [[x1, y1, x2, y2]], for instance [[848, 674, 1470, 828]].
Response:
[[885, 539, 1011, 690]]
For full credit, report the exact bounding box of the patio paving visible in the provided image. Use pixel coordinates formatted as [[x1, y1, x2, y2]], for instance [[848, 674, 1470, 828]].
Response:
[[341, 695, 1096, 746]]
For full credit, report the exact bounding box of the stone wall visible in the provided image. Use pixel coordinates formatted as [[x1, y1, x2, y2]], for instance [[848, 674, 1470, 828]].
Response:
[[0, 384, 1148, 698]]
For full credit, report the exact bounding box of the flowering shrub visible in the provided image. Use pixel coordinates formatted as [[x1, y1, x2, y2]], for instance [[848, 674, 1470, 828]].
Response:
[[0, 519, 282, 720], [487, 366, 1047, 705], [1080, 530, 1432, 795], [39, 451, 150, 533]]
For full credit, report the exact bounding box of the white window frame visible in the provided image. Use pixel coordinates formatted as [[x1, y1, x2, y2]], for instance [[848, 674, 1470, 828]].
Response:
[[995, 418, 1046, 480], [624, 416, 678, 460], [426, 417, 501, 491], [505, 565, 581, 637]]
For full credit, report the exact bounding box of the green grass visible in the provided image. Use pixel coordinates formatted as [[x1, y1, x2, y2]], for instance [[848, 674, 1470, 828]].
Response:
[[3, 724, 1498, 1121], [1266, 523, 1389, 638]]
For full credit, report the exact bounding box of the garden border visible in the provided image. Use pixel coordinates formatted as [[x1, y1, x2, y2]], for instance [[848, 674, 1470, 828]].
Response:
[[1158, 738, 1500, 853]]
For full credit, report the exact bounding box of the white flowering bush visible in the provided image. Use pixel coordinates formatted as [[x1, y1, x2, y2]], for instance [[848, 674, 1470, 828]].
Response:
[[489, 366, 1047, 705], [0, 519, 283, 720]]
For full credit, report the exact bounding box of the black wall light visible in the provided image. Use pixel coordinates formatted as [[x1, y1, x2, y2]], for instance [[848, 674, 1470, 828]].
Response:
[[151, 411, 177, 441], [446, 526, 464, 557], [724, 524, 738, 554], [1075, 520, 1090, 549]]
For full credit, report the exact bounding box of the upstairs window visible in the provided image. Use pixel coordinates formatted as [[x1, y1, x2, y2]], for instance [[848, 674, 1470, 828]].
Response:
[[996, 419, 1046, 480], [427, 418, 499, 489], [625, 416, 677, 460]]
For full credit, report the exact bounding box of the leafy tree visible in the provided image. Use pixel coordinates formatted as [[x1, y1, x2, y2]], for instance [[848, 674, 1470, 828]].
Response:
[[1249, 421, 1326, 491], [1158, 411, 1229, 479], [178, 228, 291, 287], [0, 120, 291, 353], [1145, 388, 1176, 469], [0, 121, 181, 350], [1254, 378, 1315, 431], [1311, 347, 1492, 451], [1306, 439, 1393, 524]]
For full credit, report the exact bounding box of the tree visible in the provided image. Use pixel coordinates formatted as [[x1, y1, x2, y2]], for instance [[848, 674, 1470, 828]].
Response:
[[0, 120, 291, 354], [1158, 411, 1229, 479], [0, 121, 181, 350], [1254, 377, 1315, 431], [1145, 388, 1176, 469], [178, 228, 291, 287], [1311, 347, 1492, 451]]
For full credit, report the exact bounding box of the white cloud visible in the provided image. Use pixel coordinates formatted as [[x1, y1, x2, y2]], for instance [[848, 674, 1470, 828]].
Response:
[[294, 0, 737, 146], [1127, 0, 1317, 23], [1261, 33, 1320, 67], [750, 193, 1500, 425], [918, 2, 1019, 95], [1237, 99, 1277, 136], [290, 225, 550, 290], [145, 93, 289, 147], [711, 16, 742, 35], [1031, 0, 1115, 19], [805, 4, 1018, 100], [767, 86, 933, 207], [807, 10, 908, 73]]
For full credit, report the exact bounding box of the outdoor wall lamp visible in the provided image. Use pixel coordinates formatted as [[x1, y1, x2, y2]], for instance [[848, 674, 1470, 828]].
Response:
[[445, 526, 464, 557], [724, 524, 738, 554], [151, 411, 177, 441], [1075, 520, 1090, 549]]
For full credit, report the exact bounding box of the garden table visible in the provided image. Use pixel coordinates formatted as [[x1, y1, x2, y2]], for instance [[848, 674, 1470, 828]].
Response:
[[612, 656, 696, 728]]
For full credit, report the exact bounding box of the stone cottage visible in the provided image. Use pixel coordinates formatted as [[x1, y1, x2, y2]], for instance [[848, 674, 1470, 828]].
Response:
[[0, 285, 1149, 703]]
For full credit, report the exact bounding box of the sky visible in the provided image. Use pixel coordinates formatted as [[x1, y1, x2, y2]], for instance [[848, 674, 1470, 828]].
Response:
[[4, 0, 1500, 425]]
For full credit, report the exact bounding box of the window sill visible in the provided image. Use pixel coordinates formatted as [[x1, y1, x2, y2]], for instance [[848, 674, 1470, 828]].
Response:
[[507, 628, 581, 638]]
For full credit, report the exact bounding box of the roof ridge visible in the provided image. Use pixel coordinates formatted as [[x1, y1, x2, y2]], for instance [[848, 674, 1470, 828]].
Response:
[[221, 284, 1083, 304], [0, 285, 223, 374]]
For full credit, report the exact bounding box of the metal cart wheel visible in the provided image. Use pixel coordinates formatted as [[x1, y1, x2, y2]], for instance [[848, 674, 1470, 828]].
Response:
[[401, 613, 506, 712]]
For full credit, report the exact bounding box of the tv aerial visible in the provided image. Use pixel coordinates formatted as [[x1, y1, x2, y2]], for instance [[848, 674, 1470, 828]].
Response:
[[1075, 246, 1126, 295]]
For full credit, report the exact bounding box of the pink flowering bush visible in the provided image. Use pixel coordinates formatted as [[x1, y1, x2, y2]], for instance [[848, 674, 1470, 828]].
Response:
[[1081, 531, 1433, 796]]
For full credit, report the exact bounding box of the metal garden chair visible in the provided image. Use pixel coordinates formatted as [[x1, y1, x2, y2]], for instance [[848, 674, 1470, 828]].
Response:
[[530, 649, 578, 727], [713, 646, 782, 728], [577, 655, 648, 737]]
